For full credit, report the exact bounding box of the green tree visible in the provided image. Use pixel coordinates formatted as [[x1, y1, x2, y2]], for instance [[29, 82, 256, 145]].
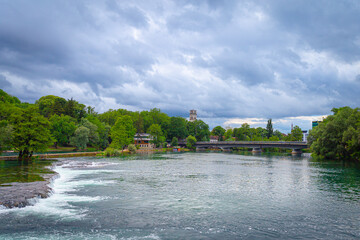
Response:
[[211, 126, 225, 141], [36, 95, 66, 117], [224, 129, 233, 141], [171, 137, 178, 147], [70, 126, 90, 150], [274, 130, 284, 140], [86, 115, 110, 150], [50, 114, 76, 148], [268, 135, 280, 141], [233, 127, 246, 140], [80, 118, 99, 147], [110, 115, 136, 151], [256, 127, 267, 140], [64, 98, 87, 122], [187, 120, 210, 141], [168, 117, 188, 140], [148, 124, 163, 147], [291, 125, 303, 141], [309, 107, 360, 161], [186, 135, 197, 150], [266, 119, 273, 139], [0, 123, 13, 153], [0, 89, 21, 104], [11, 107, 54, 160]]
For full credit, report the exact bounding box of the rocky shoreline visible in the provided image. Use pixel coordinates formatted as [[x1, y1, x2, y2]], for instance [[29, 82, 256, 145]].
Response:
[[0, 163, 59, 209]]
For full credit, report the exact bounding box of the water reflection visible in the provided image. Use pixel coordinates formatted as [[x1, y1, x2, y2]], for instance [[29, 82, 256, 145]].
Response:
[[309, 160, 360, 202], [0, 159, 55, 186]]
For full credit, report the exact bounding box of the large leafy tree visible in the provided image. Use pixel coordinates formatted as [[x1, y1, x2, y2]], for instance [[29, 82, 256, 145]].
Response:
[[110, 115, 136, 150], [233, 123, 252, 141], [309, 107, 360, 161], [211, 126, 226, 141], [11, 107, 54, 160], [0, 123, 13, 153], [148, 124, 163, 147], [224, 129, 233, 141], [274, 130, 284, 140], [80, 118, 99, 147], [50, 114, 77, 148], [70, 126, 90, 150], [64, 98, 87, 122], [86, 115, 110, 150], [233, 127, 246, 141], [187, 120, 210, 141], [36, 95, 67, 117], [291, 125, 303, 141], [168, 117, 188, 140]]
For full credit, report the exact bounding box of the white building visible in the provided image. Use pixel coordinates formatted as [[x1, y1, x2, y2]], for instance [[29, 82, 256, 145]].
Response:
[[302, 130, 308, 142]]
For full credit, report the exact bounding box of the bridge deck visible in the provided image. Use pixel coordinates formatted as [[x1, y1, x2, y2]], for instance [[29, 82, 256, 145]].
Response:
[[180, 141, 308, 149]]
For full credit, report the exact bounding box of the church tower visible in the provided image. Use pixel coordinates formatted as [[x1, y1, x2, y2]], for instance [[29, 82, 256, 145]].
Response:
[[189, 110, 197, 122]]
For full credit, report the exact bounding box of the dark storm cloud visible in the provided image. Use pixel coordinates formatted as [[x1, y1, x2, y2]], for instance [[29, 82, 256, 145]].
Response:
[[1, 0, 360, 130], [0, 74, 11, 88], [266, 0, 360, 61]]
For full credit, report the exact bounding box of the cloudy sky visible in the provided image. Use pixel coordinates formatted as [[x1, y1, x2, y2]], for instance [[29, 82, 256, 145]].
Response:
[[1, 0, 360, 132]]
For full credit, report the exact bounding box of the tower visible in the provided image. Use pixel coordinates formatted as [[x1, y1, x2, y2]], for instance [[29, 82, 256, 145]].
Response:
[[189, 110, 197, 122]]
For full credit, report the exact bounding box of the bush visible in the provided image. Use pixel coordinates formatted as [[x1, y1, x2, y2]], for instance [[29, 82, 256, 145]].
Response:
[[135, 144, 140, 150], [128, 144, 136, 154], [186, 135, 197, 150], [104, 147, 121, 157], [171, 137, 178, 147]]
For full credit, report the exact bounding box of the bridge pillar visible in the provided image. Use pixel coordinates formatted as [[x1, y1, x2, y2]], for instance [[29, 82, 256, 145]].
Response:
[[291, 149, 302, 155], [252, 147, 261, 153]]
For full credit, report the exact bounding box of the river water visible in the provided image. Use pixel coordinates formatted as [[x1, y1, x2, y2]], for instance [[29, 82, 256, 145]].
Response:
[[0, 152, 359, 239]]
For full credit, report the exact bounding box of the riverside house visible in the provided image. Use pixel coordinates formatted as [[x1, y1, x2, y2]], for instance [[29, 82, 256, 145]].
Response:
[[134, 133, 155, 148]]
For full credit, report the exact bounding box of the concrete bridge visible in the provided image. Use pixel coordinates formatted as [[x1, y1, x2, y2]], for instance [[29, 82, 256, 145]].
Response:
[[179, 141, 308, 154]]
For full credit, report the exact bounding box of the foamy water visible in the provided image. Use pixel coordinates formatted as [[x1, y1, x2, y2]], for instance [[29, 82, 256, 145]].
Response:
[[0, 160, 122, 219]]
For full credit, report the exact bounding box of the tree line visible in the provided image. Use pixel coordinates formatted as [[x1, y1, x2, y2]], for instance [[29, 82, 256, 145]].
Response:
[[0, 89, 213, 159], [210, 119, 303, 142], [5, 89, 356, 161]]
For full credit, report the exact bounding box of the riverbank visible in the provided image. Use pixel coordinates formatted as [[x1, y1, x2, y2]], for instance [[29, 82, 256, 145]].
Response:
[[0, 151, 102, 161], [0, 147, 190, 160]]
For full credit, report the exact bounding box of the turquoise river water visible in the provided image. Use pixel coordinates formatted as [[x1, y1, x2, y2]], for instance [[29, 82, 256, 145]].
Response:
[[0, 152, 360, 239]]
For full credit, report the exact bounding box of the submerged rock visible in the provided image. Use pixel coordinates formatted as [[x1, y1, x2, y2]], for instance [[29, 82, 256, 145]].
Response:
[[0, 168, 58, 209]]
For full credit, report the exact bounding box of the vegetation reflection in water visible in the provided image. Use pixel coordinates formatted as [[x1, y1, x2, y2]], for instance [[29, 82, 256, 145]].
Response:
[[0, 159, 55, 186]]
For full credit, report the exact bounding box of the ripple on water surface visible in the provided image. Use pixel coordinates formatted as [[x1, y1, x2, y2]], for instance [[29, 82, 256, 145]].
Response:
[[0, 153, 359, 239]]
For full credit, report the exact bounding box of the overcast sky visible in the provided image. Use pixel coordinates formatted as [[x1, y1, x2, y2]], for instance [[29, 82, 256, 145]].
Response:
[[1, 0, 360, 132]]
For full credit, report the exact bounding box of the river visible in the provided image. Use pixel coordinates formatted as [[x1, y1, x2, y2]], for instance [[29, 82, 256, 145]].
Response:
[[0, 152, 359, 239]]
